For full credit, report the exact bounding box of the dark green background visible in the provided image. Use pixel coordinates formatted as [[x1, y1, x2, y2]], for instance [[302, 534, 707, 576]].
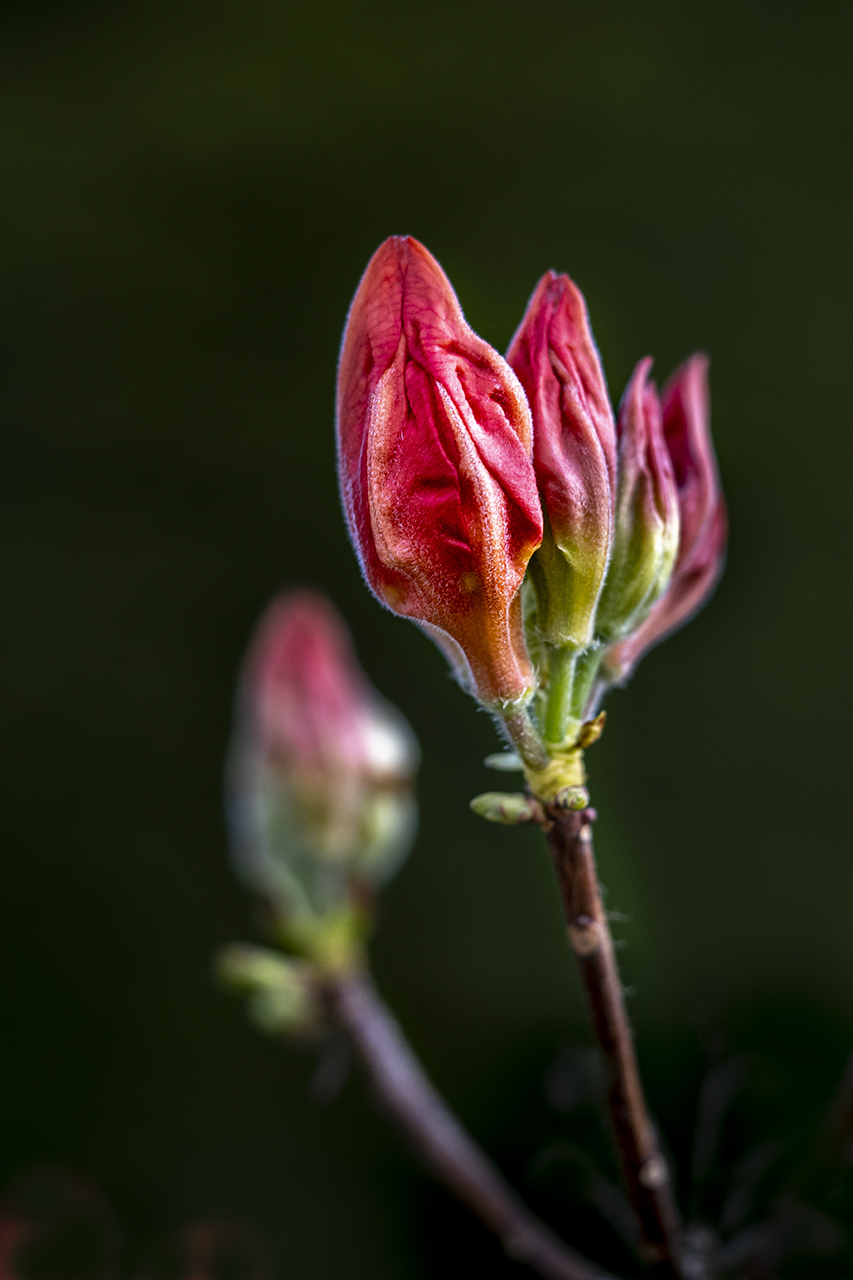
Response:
[[1, 0, 851, 1274]]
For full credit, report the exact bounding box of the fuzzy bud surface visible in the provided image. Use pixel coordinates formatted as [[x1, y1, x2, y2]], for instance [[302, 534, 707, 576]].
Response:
[[604, 355, 726, 681], [337, 236, 543, 710], [507, 272, 616, 652], [596, 358, 680, 644]]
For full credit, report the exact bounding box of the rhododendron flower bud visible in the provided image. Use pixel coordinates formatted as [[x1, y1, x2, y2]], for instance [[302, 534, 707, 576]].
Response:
[[596, 358, 680, 644], [337, 236, 543, 710], [227, 591, 418, 955], [507, 272, 616, 652], [603, 355, 726, 682]]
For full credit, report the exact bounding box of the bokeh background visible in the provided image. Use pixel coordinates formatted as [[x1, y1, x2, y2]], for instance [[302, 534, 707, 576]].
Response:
[[1, 0, 851, 1274]]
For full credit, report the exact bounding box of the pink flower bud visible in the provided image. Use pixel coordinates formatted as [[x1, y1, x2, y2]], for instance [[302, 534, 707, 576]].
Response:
[[336, 236, 543, 710], [603, 355, 726, 682], [595, 358, 680, 643], [243, 591, 413, 779], [506, 272, 616, 652], [228, 591, 418, 923]]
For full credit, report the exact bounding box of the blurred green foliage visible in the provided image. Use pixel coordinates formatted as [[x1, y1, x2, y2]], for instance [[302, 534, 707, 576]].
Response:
[[0, 0, 851, 1275]]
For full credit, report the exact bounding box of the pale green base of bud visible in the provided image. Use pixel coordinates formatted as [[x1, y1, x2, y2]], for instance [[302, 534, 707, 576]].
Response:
[[596, 510, 679, 648], [526, 526, 601, 655]]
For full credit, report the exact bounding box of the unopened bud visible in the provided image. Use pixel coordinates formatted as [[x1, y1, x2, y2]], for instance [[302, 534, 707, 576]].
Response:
[[595, 359, 680, 644], [507, 272, 616, 653], [603, 355, 726, 682], [227, 591, 418, 958], [337, 236, 543, 710]]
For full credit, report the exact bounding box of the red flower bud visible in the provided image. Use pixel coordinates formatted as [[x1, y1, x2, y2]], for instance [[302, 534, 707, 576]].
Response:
[[603, 355, 726, 681], [507, 272, 616, 652], [243, 591, 413, 782], [595, 358, 680, 644], [336, 236, 543, 709], [228, 591, 418, 921]]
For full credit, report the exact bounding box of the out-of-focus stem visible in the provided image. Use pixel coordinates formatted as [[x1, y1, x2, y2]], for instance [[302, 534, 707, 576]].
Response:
[[327, 969, 621, 1280], [542, 806, 683, 1279]]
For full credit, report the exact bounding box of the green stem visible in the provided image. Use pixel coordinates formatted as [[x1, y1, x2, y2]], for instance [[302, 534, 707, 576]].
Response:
[[543, 645, 577, 746], [501, 706, 550, 772], [570, 647, 605, 721]]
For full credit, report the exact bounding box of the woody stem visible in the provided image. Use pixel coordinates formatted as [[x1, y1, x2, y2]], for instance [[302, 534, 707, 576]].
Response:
[[541, 805, 683, 1278], [326, 968, 620, 1280]]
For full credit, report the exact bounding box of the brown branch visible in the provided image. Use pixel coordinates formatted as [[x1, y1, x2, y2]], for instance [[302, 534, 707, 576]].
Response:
[[327, 968, 620, 1280], [542, 806, 683, 1278]]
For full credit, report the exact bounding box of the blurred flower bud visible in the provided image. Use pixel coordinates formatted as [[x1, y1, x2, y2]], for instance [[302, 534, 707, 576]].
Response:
[[227, 591, 418, 964], [595, 358, 680, 644], [216, 944, 318, 1035], [603, 355, 726, 682], [507, 272, 616, 652], [336, 236, 543, 711]]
